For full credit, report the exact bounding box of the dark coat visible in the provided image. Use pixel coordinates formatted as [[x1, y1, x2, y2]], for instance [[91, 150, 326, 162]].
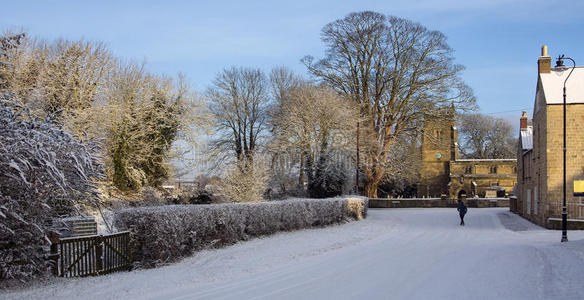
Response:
[[457, 202, 467, 215]]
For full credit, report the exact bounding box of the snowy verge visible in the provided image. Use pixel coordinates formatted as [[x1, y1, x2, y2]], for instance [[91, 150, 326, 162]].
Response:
[[113, 197, 367, 268]]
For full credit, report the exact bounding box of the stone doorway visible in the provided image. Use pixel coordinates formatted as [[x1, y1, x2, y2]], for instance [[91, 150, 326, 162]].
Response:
[[458, 189, 467, 201]]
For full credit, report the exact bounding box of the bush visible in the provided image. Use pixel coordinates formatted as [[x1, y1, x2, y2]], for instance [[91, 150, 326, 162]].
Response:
[[220, 157, 269, 202], [183, 189, 214, 204], [113, 197, 367, 268]]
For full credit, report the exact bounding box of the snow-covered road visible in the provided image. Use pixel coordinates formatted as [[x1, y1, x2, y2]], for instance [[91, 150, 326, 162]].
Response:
[[5, 208, 584, 300]]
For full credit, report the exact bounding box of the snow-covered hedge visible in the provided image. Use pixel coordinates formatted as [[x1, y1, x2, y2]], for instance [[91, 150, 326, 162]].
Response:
[[113, 197, 367, 267]]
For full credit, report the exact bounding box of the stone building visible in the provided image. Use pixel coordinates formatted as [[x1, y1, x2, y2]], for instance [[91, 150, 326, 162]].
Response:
[[514, 46, 584, 229], [418, 108, 517, 199]]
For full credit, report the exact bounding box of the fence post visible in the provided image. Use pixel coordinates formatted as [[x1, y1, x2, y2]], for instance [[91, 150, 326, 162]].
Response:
[[47, 231, 60, 276], [96, 235, 103, 273]]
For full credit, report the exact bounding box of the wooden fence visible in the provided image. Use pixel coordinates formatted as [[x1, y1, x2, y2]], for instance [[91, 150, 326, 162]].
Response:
[[49, 231, 132, 277]]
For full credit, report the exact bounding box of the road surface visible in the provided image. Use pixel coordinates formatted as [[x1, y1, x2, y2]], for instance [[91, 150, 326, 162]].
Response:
[[5, 208, 584, 300]]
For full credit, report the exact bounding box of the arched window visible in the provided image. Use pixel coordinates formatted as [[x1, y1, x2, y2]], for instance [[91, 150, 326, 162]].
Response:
[[489, 166, 497, 174], [435, 130, 442, 143], [465, 166, 472, 174]]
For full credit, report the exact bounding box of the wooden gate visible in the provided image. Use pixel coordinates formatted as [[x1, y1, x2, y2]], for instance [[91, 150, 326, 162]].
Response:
[[50, 231, 132, 277]]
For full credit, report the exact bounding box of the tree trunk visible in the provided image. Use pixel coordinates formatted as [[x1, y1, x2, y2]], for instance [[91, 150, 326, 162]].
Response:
[[363, 177, 380, 198], [298, 152, 305, 190]]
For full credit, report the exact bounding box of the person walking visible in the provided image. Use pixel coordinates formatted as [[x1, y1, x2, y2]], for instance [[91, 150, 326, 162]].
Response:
[[457, 200, 467, 226]]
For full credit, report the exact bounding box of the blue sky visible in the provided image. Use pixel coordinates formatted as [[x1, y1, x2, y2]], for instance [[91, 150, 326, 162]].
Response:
[[2, 0, 583, 123]]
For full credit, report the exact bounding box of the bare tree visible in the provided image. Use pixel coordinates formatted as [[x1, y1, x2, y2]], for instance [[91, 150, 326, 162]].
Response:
[[207, 67, 271, 162], [270, 84, 358, 194], [458, 113, 516, 159], [303, 11, 475, 197], [269, 66, 303, 104]]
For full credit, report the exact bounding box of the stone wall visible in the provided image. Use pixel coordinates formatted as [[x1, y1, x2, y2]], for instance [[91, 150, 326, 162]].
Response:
[[369, 198, 510, 208], [545, 218, 584, 230]]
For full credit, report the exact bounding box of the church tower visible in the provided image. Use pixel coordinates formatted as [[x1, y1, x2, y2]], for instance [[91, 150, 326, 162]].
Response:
[[418, 108, 457, 198]]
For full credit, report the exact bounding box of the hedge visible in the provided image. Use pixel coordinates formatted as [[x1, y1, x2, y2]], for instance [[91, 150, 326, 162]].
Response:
[[113, 197, 367, 267]]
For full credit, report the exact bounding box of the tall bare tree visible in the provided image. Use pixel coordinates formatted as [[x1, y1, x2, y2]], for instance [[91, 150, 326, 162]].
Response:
[[303, 11, 475, 197], [458, 113, 516, 159], [207, 67, 270, 161]]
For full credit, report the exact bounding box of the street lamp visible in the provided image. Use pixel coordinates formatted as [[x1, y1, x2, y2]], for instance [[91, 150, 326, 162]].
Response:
[[555, 54, 576, 243]]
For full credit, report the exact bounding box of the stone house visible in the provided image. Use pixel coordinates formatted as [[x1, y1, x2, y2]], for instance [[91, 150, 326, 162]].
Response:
[[418, 108, 517, 199], [514, 46, 584, 229]]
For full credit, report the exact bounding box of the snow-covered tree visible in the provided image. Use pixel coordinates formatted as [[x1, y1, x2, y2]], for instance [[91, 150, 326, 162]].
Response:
[[0, 33, 113, 135], [0, 97, 103, 282], [0, 32, 198, 193], [270, 84, 357, 195]]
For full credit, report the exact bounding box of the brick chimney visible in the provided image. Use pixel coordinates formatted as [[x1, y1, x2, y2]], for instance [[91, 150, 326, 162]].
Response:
[[520, 111, 528, 130], [538, 45, 551, 74]]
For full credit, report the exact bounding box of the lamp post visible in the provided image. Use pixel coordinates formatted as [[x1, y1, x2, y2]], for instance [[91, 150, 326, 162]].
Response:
[[555, 55, 576, 243]]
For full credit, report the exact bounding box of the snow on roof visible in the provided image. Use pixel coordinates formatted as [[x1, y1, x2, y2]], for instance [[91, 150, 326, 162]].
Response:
[[540, 66, 584, 104], [520, 127, 533, 150]]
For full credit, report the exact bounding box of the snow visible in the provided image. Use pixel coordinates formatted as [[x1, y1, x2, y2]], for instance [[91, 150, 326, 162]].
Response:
[[520, 127, 533, 151], [3, 208, 584, 300], [540, 66, 584, 104]]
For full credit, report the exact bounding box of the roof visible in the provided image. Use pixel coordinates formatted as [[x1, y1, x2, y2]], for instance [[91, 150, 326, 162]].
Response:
[[520, 126, 533, 150], [539, 66, 584, 104]]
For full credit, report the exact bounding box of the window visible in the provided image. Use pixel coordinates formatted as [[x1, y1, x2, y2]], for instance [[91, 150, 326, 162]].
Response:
[[536, 125, 540, 159], [435, 130, 443, 144], [465, 166, 472, 174], [534, 186, 538, 215], [526, 189, 531, 214], [489, 166, 497, 174]]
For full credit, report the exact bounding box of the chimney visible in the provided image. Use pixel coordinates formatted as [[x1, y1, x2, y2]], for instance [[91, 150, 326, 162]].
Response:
[[538, 45, 551, 74], [520, 111, 528, 130]]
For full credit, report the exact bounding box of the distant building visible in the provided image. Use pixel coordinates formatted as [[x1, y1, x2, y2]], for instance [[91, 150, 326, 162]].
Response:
[[514, 46, 584, 228], [418, 108, 517, 199]]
